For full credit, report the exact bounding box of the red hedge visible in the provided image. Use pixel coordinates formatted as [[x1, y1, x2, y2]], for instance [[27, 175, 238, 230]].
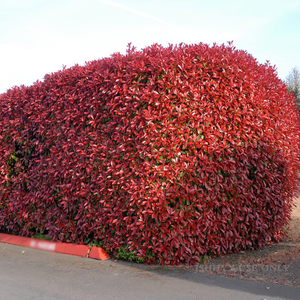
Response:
[[0, 42, 299, 265]]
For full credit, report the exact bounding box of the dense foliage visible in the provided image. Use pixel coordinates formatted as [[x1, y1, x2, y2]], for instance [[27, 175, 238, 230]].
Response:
[[1, 42, 299, 265]]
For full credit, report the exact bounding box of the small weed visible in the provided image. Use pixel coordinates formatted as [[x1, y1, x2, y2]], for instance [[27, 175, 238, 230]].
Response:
[[114, 245, 145, 263], [32, 233, 52, 241]]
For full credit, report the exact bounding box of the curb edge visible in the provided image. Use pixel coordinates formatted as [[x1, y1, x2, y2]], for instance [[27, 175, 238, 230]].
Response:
[[0, 233, 109, 260]]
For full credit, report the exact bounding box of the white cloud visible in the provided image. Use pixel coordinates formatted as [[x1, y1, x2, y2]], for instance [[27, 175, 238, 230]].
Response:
[[98, 0, 172, 27]]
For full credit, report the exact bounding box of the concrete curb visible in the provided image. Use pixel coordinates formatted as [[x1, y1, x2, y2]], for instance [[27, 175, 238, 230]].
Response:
[[0, 233, 110, 260]]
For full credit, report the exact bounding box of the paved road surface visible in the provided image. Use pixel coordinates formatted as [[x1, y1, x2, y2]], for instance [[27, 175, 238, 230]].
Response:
[[0, 243, 299, 300]]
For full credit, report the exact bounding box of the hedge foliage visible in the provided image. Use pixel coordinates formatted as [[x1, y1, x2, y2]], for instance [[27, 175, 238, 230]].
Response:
[[0, 42, 299, 264]]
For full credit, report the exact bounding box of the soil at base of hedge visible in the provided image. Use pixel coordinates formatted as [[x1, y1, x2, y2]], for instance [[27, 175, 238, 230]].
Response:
[[189, 194, 300, 288]]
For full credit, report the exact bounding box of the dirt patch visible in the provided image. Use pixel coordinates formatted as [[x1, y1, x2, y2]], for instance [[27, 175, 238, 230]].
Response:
[[194, 195, 300, 288]]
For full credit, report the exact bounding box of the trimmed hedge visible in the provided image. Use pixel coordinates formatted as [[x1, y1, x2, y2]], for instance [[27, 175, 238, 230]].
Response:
[[0, 42, 299, 265]]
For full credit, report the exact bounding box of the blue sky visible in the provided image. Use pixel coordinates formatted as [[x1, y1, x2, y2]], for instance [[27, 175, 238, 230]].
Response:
[[1, 0, 299, 94]]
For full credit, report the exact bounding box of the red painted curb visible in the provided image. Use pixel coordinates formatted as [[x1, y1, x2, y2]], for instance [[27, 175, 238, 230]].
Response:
[[89, 246, 110, 260], [0, 233, 109, 260], [55, 243, 90, 257]]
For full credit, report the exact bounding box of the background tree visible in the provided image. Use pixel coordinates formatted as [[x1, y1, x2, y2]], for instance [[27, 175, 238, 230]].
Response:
[[285, 66, 300, 111]]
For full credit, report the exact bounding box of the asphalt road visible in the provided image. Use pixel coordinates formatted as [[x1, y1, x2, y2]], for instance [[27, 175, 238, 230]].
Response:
[[0, 243, 299, 300]]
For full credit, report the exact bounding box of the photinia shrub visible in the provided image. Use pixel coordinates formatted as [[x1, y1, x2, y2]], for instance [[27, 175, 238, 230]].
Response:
[[0, 42, 299, 265]]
